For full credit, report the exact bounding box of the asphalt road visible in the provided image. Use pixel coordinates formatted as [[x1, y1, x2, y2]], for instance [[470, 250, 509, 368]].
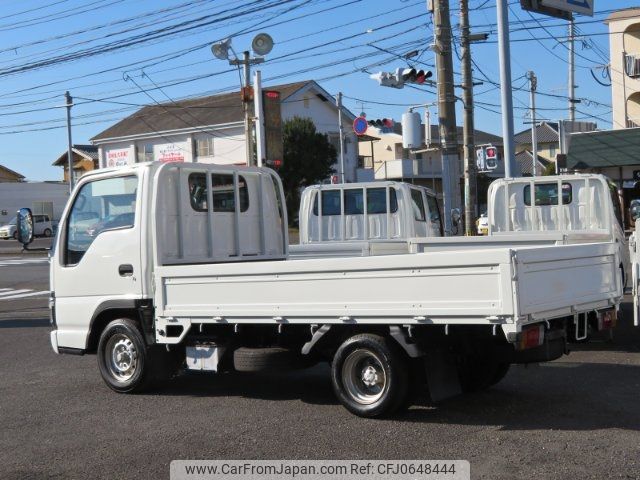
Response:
[[2, 261, 640, 480]]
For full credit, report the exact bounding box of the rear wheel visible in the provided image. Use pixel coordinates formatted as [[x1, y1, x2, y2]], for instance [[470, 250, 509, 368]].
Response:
[[331, 334, 408, 418], [43, 228, 52, 237], [458, 356, 510, 393], [97, 318, 155, 393]]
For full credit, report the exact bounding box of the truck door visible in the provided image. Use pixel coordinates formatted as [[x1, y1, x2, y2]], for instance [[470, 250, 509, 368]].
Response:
[[52, 174, 142, 350]]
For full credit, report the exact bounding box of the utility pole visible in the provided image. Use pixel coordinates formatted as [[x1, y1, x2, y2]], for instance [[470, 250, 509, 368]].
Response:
[[242, 51, 254, 166], [568, 19, 576, 122], [460, 0, 476, 236], [336, 92, 346, 183], [229, 51, 264, 167], [528, 71, 538, 176], [496, 0, 515, 178], [254, 70, 265, 167], [65, 91, 74, 193], [434, 0, 461, 235]]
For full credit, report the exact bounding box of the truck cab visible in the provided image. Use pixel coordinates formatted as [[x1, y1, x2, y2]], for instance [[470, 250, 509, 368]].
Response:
[[298, 182, 442, 243]]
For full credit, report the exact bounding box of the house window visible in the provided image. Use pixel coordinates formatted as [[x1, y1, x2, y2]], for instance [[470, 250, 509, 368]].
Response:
[[548, 145, 557, 158], [196, 137, 214, 158], [137, 143, 153, 163]]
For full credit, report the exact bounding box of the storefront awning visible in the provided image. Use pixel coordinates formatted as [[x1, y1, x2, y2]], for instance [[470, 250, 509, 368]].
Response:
[[567, 127, 640, 169]]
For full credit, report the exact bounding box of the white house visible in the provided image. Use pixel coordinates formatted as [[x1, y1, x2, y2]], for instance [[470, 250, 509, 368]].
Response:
[[90, 80, 358, 182]]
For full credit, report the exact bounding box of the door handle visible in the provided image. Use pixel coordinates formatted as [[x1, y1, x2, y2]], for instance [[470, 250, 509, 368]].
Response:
[[119, 264, 134, 277]]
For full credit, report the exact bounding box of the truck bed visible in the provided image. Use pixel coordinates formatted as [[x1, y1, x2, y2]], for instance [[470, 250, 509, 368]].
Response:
[[153, 241, 621, 343], [288, 232, 612, 259]]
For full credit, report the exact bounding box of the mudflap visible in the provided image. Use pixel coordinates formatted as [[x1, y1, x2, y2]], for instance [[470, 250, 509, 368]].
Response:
[[423, 350, 462, 403], [501, 336, 567, 364]]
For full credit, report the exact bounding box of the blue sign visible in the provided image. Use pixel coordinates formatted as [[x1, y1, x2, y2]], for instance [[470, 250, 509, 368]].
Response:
[[353, 116, 368, 136]]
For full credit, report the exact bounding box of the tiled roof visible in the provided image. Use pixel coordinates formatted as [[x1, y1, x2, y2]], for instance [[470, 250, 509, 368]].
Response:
[[0, 164, 25, 180], [515, 150, 551, 176], [514, 122, 559, 145], [91, 81, 312, 141], [52, 144, 99, 166]]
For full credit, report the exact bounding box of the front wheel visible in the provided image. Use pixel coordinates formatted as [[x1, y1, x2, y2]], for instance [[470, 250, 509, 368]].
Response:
[[97, 318, 154, 393], [331, 334, 408, 418]]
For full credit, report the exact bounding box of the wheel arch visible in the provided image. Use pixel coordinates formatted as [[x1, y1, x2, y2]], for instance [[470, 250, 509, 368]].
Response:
[[85, 299, 154, 353]]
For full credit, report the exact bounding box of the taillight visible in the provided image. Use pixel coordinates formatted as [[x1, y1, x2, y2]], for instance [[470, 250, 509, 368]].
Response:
[[518, 324, 544, 350]]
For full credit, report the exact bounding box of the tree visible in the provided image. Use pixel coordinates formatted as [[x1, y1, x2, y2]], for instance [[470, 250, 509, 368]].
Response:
[[278, 116, 336, 224], [542, 161, 556, 176]]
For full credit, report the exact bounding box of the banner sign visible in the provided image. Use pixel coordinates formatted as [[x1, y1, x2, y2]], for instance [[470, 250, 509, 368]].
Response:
[[106, 148, 132, 167]]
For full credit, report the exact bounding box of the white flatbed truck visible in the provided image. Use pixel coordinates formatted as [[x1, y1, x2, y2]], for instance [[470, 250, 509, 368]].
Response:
[[20, 162, 623, 417]]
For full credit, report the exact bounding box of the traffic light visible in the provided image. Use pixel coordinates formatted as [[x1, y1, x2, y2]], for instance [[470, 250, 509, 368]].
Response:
[[397, 67, 433, 85], [369, 71, 402, 89], [367, 118, 394, 129], [265, 158, 282, 169], [485, 145, 498, 170]]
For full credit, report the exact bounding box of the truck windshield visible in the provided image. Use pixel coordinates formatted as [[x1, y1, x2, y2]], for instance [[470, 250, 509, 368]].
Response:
[[64, 175, 138, 265]]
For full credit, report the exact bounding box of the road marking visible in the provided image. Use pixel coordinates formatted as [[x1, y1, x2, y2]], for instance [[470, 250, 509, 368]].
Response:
[[0, 258, 49, 267], [0, 290, 49, 300], [0, 289, 31, 297]]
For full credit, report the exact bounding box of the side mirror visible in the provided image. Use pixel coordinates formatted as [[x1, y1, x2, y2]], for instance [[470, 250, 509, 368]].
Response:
[[451, 208, 461, 227], [16, 207, 34, 245]]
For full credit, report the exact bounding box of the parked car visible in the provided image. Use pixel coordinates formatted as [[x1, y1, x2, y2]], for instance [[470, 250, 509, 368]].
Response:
[[0, 214, 53, 240], [0, 216, 17, 239], [476, 213, 489, 235]]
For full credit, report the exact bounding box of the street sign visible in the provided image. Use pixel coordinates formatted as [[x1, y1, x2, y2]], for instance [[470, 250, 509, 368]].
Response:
[[520, 0, 572, 20], [476, 147, 486, 171], [353, 116, 368, 136], [540, 0, 593, 16]]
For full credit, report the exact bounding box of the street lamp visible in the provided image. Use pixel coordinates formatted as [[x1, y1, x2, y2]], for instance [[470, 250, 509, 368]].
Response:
[[211, 33, 274, 167]]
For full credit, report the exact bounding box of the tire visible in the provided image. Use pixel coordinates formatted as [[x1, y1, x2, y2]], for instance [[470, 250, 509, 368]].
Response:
[[43, 228, 52, 237], [458, 356, 510, 393], [97, 318, 156, 393], [233, 347, 304, 372], [12, 231, 17, 240], [331, 334, 409, 418]]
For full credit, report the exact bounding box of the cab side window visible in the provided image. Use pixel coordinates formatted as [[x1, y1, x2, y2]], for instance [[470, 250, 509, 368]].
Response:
[[65, 176, 137, 266]]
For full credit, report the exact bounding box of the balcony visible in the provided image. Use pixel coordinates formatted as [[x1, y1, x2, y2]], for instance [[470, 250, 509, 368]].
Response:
[[625, 53, 640, 78], [627, 118, 640, 129]]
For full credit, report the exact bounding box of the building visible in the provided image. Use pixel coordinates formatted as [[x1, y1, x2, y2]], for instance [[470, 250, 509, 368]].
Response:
[[0, 164, 25, 183], [356, 122, 505, 210], [562, 8, 640, 228], [0, 182, 69, 225], [52, 144, 99, 183], [514, 122, 560, 162], [90, 81, 358, 182], [606, 8, 640, 129]]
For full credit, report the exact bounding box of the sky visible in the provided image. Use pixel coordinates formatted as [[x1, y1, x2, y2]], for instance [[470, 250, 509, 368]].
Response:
[[0, 0, 634, 181]]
